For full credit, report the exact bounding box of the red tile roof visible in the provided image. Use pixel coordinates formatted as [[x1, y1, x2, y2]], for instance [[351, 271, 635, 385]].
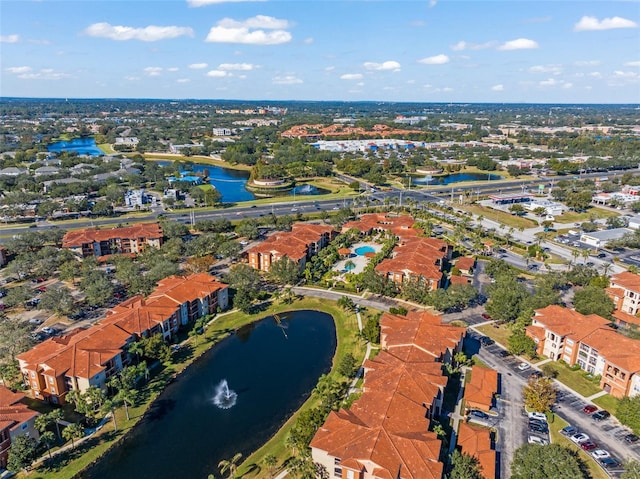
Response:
[[610, 272, 640, 293], [248, 224, 336, 261], [63, 222, 163, 248], [580, 328, 640, 374], [342, 214, 421, 239], [532, 305, 611, 342], [376, 237, 447, 284], [0, 386, 38, 434], [457, 422, 496, 479], [613, 310, 640, 327], [450, 275, 470, 285], [464, 366, 498, 411], [456, 257, 476, 271]]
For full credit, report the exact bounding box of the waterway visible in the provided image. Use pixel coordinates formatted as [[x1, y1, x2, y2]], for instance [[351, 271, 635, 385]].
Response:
[[47, 137, 104, 156], [83, 310, 336, 479], [413, 172, 503, 185]]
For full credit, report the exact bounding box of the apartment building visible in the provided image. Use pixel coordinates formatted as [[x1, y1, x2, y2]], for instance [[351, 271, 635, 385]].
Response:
[[456, 422, 496, 479], [247, 223, 337, 272], [607, 272, 640, 316], [17, 274, 228, 404], [62, 222, 163, 258], [0, 386, 40, 469], [311, 310, 464, 479], [463, 366, 499, 413], [342, 213, 421, 239]]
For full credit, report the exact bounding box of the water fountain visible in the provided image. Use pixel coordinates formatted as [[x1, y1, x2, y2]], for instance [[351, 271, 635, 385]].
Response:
[[212, 379, 237, 409]]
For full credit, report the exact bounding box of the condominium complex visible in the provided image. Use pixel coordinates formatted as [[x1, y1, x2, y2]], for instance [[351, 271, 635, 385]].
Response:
[[17, 274, 228, 404], [62, 222, 163, 258], [0, 386, 40, 469], [607, 272, 640, 316]]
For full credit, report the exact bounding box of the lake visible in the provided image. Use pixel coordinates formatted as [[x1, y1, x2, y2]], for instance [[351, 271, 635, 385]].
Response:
[[413, 172, 503, 185], [82, 310, 337, 479], [47, 137, 104, 156]]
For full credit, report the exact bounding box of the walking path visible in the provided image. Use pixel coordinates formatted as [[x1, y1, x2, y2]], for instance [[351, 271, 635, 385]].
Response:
[[586, 390, 610, 401], [448, 366, 469, 454]]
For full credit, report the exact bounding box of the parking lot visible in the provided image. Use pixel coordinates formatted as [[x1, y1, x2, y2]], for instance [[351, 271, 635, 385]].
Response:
[[470, 329, 640, 478]]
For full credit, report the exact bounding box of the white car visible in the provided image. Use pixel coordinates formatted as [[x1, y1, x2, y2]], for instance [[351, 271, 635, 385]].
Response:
[[591, 450, 610, 460], [570, 433, 590, 444], [528, 435, 549, 445], [518, 362, 531, 371], [528, 412, 547, 422]]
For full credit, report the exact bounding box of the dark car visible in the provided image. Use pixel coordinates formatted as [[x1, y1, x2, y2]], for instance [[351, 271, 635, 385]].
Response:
[[528, 423, 548, 433], [597, 253, 607, 258], [469, 410, 489, 419], [582, 405, 597, 414], [599, 457, 620, 469], [530, 371, 543, 379], [592, 410, 610, 421], [560, 426, 579, 437], [498, 350, 510, 358], [625, 434, 639, 443], [581, 440, 598, 451], [480, 336, 494, 346]]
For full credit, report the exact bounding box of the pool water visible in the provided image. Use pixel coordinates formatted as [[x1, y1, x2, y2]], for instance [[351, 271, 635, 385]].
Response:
[[355, 246, 376, 256], [344, 263, 355, 271]]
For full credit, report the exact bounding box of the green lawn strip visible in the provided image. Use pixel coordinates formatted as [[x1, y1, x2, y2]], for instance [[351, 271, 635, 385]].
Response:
[[540, 362, 601, 397], [554, 208, 619, 224], [592, 394, 620, 416], [236, 298, 367, 477], [458, 204, 537, 230], [548, 414, 610, 479], [97, 143, 116, 155], [475, 323, 512, 348]]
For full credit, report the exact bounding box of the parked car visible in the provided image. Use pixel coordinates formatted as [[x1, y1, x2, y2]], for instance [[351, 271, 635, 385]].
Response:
[[582, 405, 598, 414], [592, 410, 610, 421], [37, 286, 47, 293], [528, 412, 547, 422], [624, 434, 639, 443], [560, 426, 579, 437], [529, 423, 548, 434], [481, 313, 492, 320], [580, 440, 598, 451], [469, 410, 489, 419], [528, 435, 549, 445], [599, 457, 620, 469], [41, 327, 57, 336], [570, 433, 590, 444], [498, 350, 510, 358], [591, 450, 610, 460], [479, 336, 494, 346], [518, 362, 531, 371], [0, 289, 7, 298], [530, 371, 543, 379]]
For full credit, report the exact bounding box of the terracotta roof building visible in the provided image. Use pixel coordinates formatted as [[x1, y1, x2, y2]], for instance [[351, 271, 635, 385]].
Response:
[[456, 257, 476, 276], [247, 223, 337, 272], [607, 272, 640, 316], [456, 422, 496, 479], [17, 274, 228, 404], [463, 366, 499, 413], [62, 222, 163, 258], [0, 386, 40, 469], [342, 213, 421, 239]]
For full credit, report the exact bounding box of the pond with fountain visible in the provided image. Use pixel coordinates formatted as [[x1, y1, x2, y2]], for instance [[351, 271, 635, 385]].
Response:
[[83, 310, 336, 479]]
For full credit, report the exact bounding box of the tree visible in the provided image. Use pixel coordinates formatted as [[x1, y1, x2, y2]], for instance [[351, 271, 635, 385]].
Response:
[[337, 295, 356, 312], [4, 284, 32, 308], [508, 330, 537, 357], [523, 376, 557, 413], [227, 263, 262, 299], [617, 396, 640, 433], [40, 430, 56, 460], [573, 286, 615, 318], [448, 449, 483, 479], [263, 453, 278, 478], [48, 408, 64, 440], [485, 279, 528, 323], [62, 422, 85, 449], [128, 341, 144, 364], [0, 316, 33, 362], [337, 353, 358, 378], [511, 444, 586, 479], [268, 256, 301, 285], [6, 434, 38, 472], [218, 452, 243, 479], [622, 459, 640, 479], [140, 334, 172, 363], [80, 271, 115, 306], [38, 285, 76, 316], [361, 314, 381, 343]]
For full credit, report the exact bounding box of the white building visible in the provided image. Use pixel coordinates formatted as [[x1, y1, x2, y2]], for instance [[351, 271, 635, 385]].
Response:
[[580, 228, 632, 249], [212, 128, 233, 136], [524, 199, 566, 216], [628, 215, 640, 230]]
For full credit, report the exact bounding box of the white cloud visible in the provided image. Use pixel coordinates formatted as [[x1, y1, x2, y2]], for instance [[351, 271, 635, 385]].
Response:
[[124, 76, 140, 81], [528, 64, 562, 74], [218, 15, 289, 30], [177, 78, 191, 83], [574, 60, 600, 67], [563, 82, 573, 89], [272, 75, 303, 84], [418, 54, 450, 65], [356, 82, 365, 86], [624, 61, 640, 67], [442, 87, 454, 92], [207, 70, 229, 77], [450, 40, 496, 51], [189, 63, 208, 69], [218, 63, 257, 71], [340, 73, 363, 80], [325, 66, 335, 71], [5, 66, 32, 74], [429, 0, 437, 7], [614, 70, 638, 78], [574, 16, 637, 32], [363, 60, 401, 71], [539, 78, 574, 88], [498, 38, 539, 50], [304, 37, 314, 44], [167, 67, 179, 72], [0, 34, 19, 43], [188, 0, 266, 6], [17, 69, 70, 80], [491, 84, 504, 91], [205, 16, 291, 45], [144, 67, 163, 76], [588, 72, 602, 78], [539, 78, 558, 87], [84, 22, 194, 41]]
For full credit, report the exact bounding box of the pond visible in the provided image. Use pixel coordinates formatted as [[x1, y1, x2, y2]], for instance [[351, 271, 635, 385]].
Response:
[[83, 310, 336, 479], [412, 172, 503, 185], [47, 137, 104, 156]]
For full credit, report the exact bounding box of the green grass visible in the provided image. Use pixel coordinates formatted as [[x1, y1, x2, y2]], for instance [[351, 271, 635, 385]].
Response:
[[459, 204, 537, 230], [475, 323, 512, 348], [592, 394, 620, 415], [97, 143, 116, 155], [548, 414, 609, 479], [27, 297, 367, 479], [538, 362, 601, 397], [554, 207, 619, 224]]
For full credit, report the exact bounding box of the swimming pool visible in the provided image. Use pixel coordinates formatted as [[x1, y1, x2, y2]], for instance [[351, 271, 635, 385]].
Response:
[[344, 263, 355, 271], [354, 246, 376, 256]]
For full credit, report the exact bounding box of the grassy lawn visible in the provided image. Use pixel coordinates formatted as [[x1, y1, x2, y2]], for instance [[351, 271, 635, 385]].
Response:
[[548, 414, 610, 479], [540, 362, 601, 398], [592, 394, 620, 415], [554, 207, 619, 224], [475, 323, 512, 348], [459, 204, 537, 230], [27, 296, 367, 479], [97, 143, 116, 155]]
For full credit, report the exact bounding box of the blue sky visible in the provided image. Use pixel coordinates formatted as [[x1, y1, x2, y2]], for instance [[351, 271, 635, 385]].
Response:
[[1, 0, 639, 103]]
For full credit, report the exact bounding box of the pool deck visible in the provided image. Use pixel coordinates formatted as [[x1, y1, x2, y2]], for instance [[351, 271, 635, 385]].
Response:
[[334, 242, 382, 275]]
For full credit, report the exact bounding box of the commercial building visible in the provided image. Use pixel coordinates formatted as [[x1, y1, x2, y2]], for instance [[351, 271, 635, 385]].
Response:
[[17, 274, 228, 404], [247, 223, 337, 272], [0, 386, 40, 469], [62, 223, 163, 258], [579, 228, 632, 249], [523, 199, 566, 216], [310, 311, 465, 479]]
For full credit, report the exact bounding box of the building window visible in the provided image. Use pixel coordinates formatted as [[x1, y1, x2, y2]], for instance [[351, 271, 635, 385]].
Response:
[[30, 371, 35, 378], [48, 377, 54, 384], [579, 343, 590, 353], [334, 458, 341, 465], [588, 357, 597, 366], [334, 467, 342, 478]]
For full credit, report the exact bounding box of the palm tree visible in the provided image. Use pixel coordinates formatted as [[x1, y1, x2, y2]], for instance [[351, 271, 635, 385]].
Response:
[[263, 454, 278, 478], [40, 431, 56, 460], [101, 399, 119, 432], [128, 341, 144, 364], [35, 413, 53, 436], [62, 422, 84, 449], [581, 249, 590, 264], [48, 409, 64, 440], [218, 452, 243, 479]]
